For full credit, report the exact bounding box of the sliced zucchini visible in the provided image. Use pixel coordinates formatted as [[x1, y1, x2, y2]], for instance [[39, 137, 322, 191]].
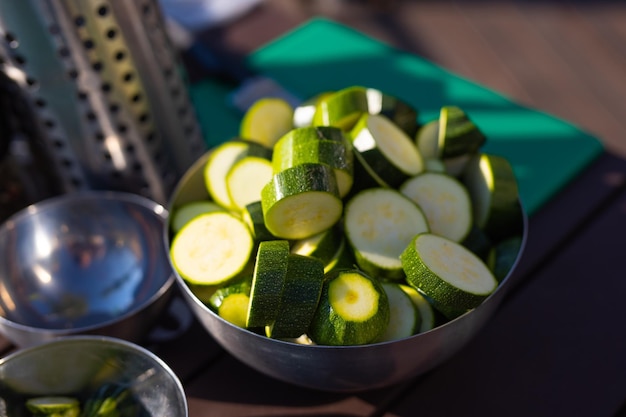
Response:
[[462, 153, 523, 242], [266, 254, 325, 339], [246, 240, 290, 328], [309, 269, 390, 346], [170, 200, 224, 234], [312, 86, 369, 130], [204, 139, 272, 209], [226, 155, 273, 211], [398, 284, 436, 333], [378, 282, 420, 341], [350, 113, 424, 188], [26, 397, 80, 417], [438, 106, 486, 158], [293, 91, 334, 128], [207, 276, 252, 312], [261, 163, 343, 240], [365, 88, 419, 138], [423, 158, 446, 173], [218, 293, 250, 328], [344, 188, 429, 280], [170, 212, 254, 286], [242, 201, 276, 242], [415, 119, 439, 159], [239, 97, 294, 148], [399, 172, 473, 243], [324, 238, 357, 274], [401, 233, 498, 319], [272, 126, 354, 197], [290, 224, 344, 268]]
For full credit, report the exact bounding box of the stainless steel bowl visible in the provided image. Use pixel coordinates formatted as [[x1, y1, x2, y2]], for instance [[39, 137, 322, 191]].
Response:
[[0, 191, 176, 348], [166, 150, 527, 392], [0, 335, 188, 416]]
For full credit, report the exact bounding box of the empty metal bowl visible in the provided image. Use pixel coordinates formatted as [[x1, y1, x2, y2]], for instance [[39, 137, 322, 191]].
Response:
[[0, 335, 188, 416], [165, 151, 527, 392], [0, 191, 176, 348]]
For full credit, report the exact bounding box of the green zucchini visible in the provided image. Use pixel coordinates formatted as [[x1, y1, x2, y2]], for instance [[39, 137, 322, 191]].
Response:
[[266, 254, 325, 339], [204, 139, 272, 209], [415, 119, 439, 159], [208, 276, 252, 312], [225, 155, 273, 211], [170, 212, 254, 286], [344, 188, 429, 280], [312, 86, 369, 130], [293, 91, 334, 128], [272, 126, 354, 197], [170, 200, 224, 234], [261, 163, 343, 240], [309, 269, 390, 346], [246, 240, 290, 328], [242, 201, 277, 242], [378, 282, 420, 341], [438, 106, 486, 158], [401, 233, 498, 319], [26, 397, 80, 417], [399, 172, 473, 243], [239, 97, 294, 148], [462, 153, 523, 242], [365, 88, 419, 138], [218, 293, 250, 328], [290, 224, 344, 268], [350, 113, 424, 188], [398, 284, 437, 333]]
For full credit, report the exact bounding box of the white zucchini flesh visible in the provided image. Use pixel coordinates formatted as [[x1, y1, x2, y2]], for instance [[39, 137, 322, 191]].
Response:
[[415, 119, 439, 160], [401, 233, 497, 313], [226, 156, 273, 211], [170, 212, 253, 286], [353, 113, 424, 176], [170, 200, 224, 234], [400, 172, 473, 243], [379, 282, 419, 341], [344, 188, 429, 276]]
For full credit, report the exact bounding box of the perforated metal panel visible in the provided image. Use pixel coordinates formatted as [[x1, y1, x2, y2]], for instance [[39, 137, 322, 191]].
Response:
[[0, 0, 206, 205]]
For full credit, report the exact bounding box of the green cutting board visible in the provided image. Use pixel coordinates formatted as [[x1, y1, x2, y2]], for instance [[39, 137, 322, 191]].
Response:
[[189, 18, 603, 216]]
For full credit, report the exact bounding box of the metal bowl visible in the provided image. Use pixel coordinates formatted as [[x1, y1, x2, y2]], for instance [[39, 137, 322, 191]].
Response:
[[165, 150, 527, 392], [0, 191, 176, 348], [0, 335, 188, 416]]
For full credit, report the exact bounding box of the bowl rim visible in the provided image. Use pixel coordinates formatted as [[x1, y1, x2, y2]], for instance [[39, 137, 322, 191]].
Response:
[[0, 190, 177, 336], [165, 148, 529, 350], [0, 335, 188, 415]]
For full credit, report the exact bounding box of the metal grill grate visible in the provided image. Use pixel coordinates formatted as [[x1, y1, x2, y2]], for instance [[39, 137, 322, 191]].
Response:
[[0, 0, 206, 205]]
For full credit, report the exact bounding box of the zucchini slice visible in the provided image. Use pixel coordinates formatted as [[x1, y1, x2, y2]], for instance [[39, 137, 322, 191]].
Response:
[[239, 97, 294, 148], [312, 86, 369, 130], [246, 240, 290, 328], [438, 106, 486, 158], [208, 276, 252, 312], [226, 155, 273, 211], [399, 284, 437, 333], [344, 188, 429, 280], [242, 201, 277, 242], [399, 172, 473, 243], [170, 200, 224, 234], [293, 91, 333, 128], [462, 153, 523, 242], [26, 396, 80, 417], [400, 233, 498, 319], [350, 113, 424, 188], [261, 163, 343, 240], [415, 119, 440, 159], [272, 126, 354, 197], [290, 224, 344, 269], [365, 88, 419, 138], [309, 269, 390, 346], [378, 282, 420, 341], [204, 139, 272, 209], [170, 212, 254, 286], [267, 254, 325, 339]]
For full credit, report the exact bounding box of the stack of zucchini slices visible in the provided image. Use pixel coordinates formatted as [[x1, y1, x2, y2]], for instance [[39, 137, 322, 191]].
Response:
[[169, 86, 524, 346]]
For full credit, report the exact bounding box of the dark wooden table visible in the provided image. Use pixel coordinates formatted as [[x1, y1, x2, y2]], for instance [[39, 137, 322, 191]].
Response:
[[3, 1, 626, 416]]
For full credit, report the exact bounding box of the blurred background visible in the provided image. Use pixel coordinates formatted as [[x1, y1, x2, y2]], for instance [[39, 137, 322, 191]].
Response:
[[165, 0, 626, 159]]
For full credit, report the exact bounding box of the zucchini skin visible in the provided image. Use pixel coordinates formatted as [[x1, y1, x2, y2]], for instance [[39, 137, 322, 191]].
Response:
[[308, 269, 390, 346]]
